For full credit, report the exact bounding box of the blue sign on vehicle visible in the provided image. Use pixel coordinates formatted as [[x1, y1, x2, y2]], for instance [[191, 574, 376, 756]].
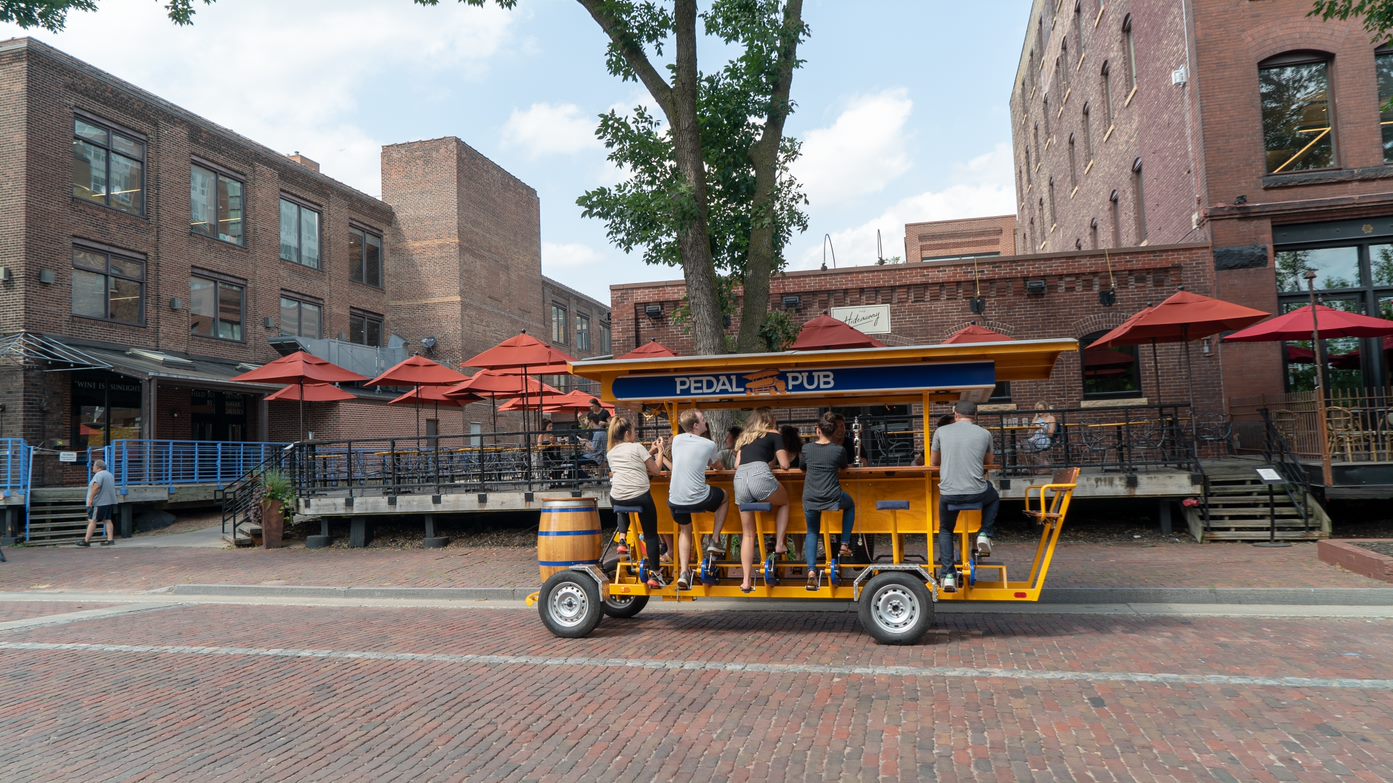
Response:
[[611, 362, 995, 401]]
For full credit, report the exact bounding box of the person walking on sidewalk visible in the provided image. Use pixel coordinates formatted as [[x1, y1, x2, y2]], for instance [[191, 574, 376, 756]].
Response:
[[78, 458, 117, 547], [931, 400, 998, 592]]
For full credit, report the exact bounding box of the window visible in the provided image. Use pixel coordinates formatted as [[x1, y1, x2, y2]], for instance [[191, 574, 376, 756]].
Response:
[[349, 310, 384, 347], [1047, 179, 1057, 227], [1074, 1, 1084, 56], [1043, 96, 1051, 136], [1109, 190, 1121, 247], [279, 197, 321, 269], [1131, 158, 1147, 242], [1276, 240, 1393, 391], [1028, 217, 1036, 250], [600, 321, 611, 354], [1260, 53, 1335, 173], [72, 116, 144, 215], [190, 164, 245, 245], [551, 303, 568, 344], [1081, 330, 1142, 399], [1081, 104, 1093, 162], [1121, 15, 1137, 93], [1059, 40, 1069, 91], [576, 313, 591, 353], [1377, 47, 1393, 162], [280, 295, 322, 338], [348, 226, 384, 287], [1068, 134, 1078, 189], [1101, 61, 1113, 127], [189, 274, 244, 341], [1033, 123, 1041, 160], [1089, 217, 1100, 249], [1024, 144, 1032, 174], [72, 246, 144, 324]]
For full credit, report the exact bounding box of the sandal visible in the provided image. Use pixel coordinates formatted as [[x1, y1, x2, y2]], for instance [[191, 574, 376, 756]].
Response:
[[616, 543, 629, 556], [645, 572, 664, 589], [805, 570, 821, 592], [739, 583, 756, 594], [838, 544, 854, 559]]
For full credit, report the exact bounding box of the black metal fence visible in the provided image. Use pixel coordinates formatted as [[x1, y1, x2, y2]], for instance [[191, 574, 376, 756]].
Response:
[[974, 403, 1212, 476]]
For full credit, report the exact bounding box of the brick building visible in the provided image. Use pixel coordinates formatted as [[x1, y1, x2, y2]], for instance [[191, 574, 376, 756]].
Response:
[[0, 38, 606, 482], [904, 214, 1017, 263], [1012, 0, 1393, 400]]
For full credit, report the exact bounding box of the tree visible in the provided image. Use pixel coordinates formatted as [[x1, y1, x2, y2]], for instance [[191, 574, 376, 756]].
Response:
[[1310, 0, 1393, 36], [4, 0, 810, 356]]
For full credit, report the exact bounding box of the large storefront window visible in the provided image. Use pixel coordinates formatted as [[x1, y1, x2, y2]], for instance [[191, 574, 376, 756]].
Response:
[[1260, 54, 1335, 174], [1080, 331, 1142, 400], [72, 373, 142, 452], [1275, 227, 1393, 391]]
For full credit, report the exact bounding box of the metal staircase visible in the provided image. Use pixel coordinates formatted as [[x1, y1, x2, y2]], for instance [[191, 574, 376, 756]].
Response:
[[1185, 464, 1331, 542]]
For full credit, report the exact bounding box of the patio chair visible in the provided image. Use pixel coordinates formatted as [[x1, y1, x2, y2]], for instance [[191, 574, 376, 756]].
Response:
[[1195, 415, 1235, 456], [1327, 406, 1374, 462]]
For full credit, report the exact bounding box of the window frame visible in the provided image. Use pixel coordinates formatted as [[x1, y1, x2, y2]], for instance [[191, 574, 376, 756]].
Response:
[[1108, 189, 1122, 247], [188, 272, 246, 342], [189, 161, 247, 246], [71, 244, 145, 326], [72, 113, 146, 217], [279, 293, 324, 339], [1131, 157, 1147, 243], [575, 313, 591, 353], [1101, 61, 1114, 127], [1081, 329, 1143, 400], [1259, 51, 1338, 175], [1377, 45, 1393, 163], [551, 302, 569, 345], [1121, 14, 1137, 92], [279, 194, 323, 270], [348, 224, 385, 288], [348, 309, 385, 347]]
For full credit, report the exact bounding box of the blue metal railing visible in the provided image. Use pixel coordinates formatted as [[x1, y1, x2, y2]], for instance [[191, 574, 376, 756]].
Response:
[[1, 438, 31, 500], [86, 440, 290, 494]]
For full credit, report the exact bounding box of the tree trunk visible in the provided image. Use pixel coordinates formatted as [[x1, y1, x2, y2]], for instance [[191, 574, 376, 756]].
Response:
[[670, 0, 725, 356], [736, 0, 805, 353]]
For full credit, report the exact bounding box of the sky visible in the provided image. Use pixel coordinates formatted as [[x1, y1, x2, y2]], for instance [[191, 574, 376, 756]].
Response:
[[1, 0, 1029, 303]]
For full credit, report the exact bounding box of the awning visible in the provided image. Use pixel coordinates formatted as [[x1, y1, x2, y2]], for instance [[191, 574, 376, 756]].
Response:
[[62, 342, 281, 392]]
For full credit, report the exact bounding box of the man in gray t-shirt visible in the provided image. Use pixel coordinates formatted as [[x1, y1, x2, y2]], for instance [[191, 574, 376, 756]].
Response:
[[79, 458, 118, 547], [665, 408, 731, 589], [930, 400, 998, 590]]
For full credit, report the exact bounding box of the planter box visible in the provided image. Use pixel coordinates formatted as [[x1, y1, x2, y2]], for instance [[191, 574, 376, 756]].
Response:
[[1318, 539, 1393, 584]]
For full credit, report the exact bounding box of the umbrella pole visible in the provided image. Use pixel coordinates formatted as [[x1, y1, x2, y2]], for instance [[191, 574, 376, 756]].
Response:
[[299, 380, 306, 442], [1307, 284, 1334, 486], [414, 383, 421, 442], [1151, 339, 1162, 404], [1182, 326, 1199, 458]]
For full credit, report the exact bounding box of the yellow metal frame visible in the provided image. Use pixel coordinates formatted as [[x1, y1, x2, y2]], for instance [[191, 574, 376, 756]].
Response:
[[564, 339, 1081, 605]]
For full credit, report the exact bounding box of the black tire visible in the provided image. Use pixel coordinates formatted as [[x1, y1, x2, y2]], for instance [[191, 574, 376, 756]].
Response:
[[857, 572, 933, 645], [600, 557, 649, 618], [538, 571, 603, 638]]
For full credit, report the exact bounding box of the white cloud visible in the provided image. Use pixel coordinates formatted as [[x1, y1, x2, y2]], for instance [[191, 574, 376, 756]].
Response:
[[793, 88, 914, 208], [2, 0, 517, 195], [794, 142, 1016, 270], [502, 102, 601, 158], [542, 241, 607, 271]]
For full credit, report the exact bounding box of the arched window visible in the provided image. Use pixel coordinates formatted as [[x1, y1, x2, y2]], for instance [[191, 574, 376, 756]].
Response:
[[1048, 178, 1057, 226], [1081, 330, 1142, 399], [1080, 103, 1093, 161], [1059, 41, 1070, 91], [1043, 96, 1051, 135], [1068, 134, 1078, 189], [1074, 1, 1085, 56], [1101, 61, 1114, 126], [1109, 189, 1121, 246], [1260, 51, 1335, 173], [1033, 123, 1041, 158], [1089, 217, 1100, 249], [1131, 157, 1147, 242], [1122, 15, 1137, 93]]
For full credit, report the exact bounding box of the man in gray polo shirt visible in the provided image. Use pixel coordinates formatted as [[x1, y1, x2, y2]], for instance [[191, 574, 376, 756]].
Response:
[[79, 458, 118, 547], [930, 400, 997, 592]]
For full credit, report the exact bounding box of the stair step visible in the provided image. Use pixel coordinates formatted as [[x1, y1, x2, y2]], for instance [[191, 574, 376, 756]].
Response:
[[1203, 531, 1325, 541], [1203, 508, 1305, 518], [1203, 520, 1316, 530], [1205, 495, 1300, 505]]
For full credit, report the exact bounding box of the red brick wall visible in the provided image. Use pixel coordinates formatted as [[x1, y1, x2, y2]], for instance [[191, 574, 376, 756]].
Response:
[[610, 244, 1228, 414]]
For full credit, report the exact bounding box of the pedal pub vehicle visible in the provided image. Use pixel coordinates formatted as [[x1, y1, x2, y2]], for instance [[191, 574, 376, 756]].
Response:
[[530, 338, 1082, 644]]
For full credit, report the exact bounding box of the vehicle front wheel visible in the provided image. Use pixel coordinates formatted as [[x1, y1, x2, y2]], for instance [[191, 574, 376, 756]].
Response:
[[538, 571, 603, 638]]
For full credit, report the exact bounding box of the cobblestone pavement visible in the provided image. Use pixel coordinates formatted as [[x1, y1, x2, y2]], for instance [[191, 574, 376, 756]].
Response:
[[1, 538, 1385, 593], [1, 600, 1391, 782]]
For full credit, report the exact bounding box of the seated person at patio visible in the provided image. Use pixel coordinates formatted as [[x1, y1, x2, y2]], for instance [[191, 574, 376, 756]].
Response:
[[607, 416, 668, 588], [714, 425, 742, 470], [930, 400, 998, 593], [1027, 402, 1057, 465], [667, 408, 730, 590], [535, 419, 556, 448], [802, 412, 856, 590], [734, 408, 794, 593], [584, 398, 611, 456]]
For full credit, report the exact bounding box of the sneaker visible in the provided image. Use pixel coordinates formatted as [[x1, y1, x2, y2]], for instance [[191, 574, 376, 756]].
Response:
[[941, 571, 958, 593], [676, 570, 692, 591], [99, 540, 114, 546], [616, 543, 629, 556], [705, 536, 724, 555], [75, 540, 91, 548], [975, 535, 992, 558]]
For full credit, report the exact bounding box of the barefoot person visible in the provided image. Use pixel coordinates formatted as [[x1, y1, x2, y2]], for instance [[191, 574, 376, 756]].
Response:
[[930, 400, 998, 593], [606, 417, 667, 588], [733, 408, 793, 593], [78, 459, 117, 547], [802, 412, 856, 591], [666, 408, 730, 590]]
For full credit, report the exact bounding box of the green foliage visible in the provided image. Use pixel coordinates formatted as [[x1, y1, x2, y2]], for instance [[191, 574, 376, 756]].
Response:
[[259, 469, 295, 510], [1310, 0, 1393, 36], [757, 308, 798, 352]]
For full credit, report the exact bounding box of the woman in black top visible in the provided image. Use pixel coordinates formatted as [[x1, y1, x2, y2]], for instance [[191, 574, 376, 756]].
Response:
[[732, 408, 793, 592]]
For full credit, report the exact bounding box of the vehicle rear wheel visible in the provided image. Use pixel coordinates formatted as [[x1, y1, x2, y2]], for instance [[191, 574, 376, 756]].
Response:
[[857, 572, 933, 645], [538, 571, 603, 638], [601, 557, 649, 618]]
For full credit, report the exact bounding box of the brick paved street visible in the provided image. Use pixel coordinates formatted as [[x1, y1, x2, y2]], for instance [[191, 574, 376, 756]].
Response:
[[2, 600, 1392, 782], [1, 538, 1387, 594]]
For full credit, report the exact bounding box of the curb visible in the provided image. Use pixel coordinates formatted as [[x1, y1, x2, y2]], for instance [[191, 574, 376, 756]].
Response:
[[164, 583, 1393, 606]]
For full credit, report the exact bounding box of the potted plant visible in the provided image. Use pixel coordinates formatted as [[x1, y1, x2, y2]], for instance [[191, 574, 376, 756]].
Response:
[[259, 469, 294, 549]]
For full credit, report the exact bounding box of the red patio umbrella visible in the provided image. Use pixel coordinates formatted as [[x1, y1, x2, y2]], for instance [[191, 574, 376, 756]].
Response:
[[464, 333, 576, 454], [231, 351, 367, 440], [444, 369, 561, 435], [618, 340, 679, 360], [1089, 291, 1269, 438], [365, 355, 469, 439], [942, 324, 1014, 344], [789, 315, 886, 351], [266, 383, 355, 403], [389, 386, 481, 437], [542, 389, 616, 412], [1222, 304, 1393, 342]]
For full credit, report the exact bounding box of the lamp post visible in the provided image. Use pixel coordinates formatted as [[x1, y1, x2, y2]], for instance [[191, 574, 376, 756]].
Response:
[[1306, 269, 1334, 487]]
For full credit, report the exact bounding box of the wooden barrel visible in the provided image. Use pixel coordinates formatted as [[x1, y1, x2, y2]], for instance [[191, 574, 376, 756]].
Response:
[[537, 497, 602, 582]]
